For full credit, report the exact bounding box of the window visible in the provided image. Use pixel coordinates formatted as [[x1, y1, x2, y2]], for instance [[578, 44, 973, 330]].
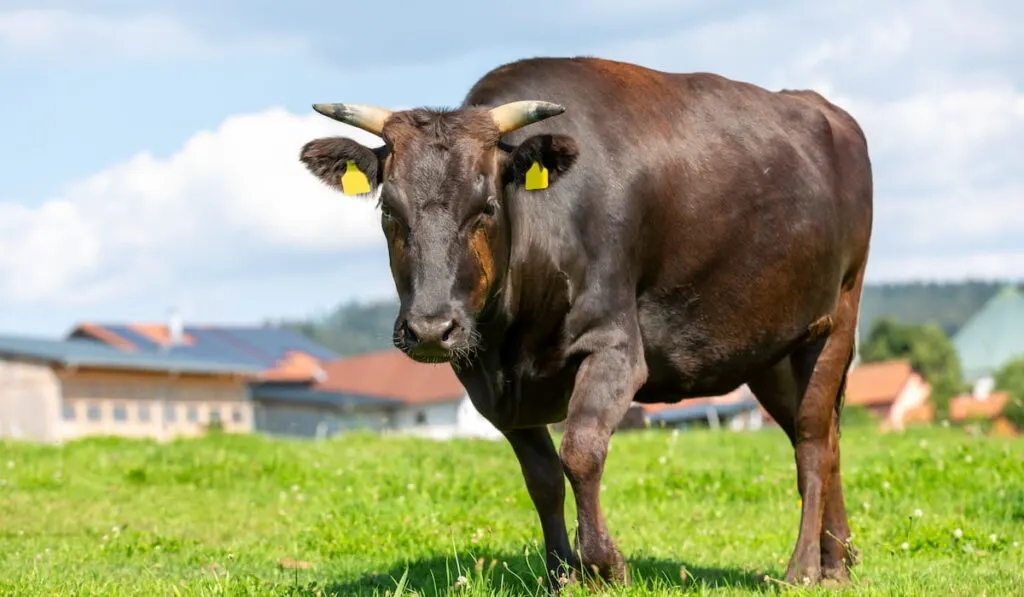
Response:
[[415, 411, 427, 425], [138, 403, 151, 422], [163, 403, 177, 423], [209, 408, 221, 423], [186, 406, 198, 422], [231, 408, 243, 423], [113, 404, 128, 422], [86, 403, 102, 422], [62, 403, 75, 421]]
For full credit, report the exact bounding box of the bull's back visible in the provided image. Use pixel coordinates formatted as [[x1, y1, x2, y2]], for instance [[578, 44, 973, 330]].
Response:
[[467, 57, 873, 396]]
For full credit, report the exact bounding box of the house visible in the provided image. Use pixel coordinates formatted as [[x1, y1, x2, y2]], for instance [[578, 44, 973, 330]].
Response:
[[63, 319, 374, 439], [843, 359, 934, 430], [0, 334, 261, 443], [625, 385, 764, 431], [67, 319, 339, 384], [948, 382, 1019, 436], [952, 285, 1024, 390], [316, 349, 503, 440]]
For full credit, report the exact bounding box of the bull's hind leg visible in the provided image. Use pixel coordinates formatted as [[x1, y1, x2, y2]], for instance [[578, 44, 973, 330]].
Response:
[[749, 352, 857, 586], [750, 284, 861, 585]]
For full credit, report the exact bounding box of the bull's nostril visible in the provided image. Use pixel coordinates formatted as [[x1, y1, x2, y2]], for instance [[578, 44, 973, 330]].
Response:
[[402, 321, 418, 345], [441, 320, 456, 343]]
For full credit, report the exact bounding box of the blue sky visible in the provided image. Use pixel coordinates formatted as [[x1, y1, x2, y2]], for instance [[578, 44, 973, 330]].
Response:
[[1, 0, 1022, 337]]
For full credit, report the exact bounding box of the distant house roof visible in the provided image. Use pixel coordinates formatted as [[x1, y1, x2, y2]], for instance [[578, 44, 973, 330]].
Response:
[[67, 323, 339, 382], [948, 391, 1012, 422], [316, 349, 467, 405], [0, 334, 262, 376], [640, 385, 759, 424], [249, 385, 402, 410], [845, 359, 918, 406], [952, 285, 1024, 383]]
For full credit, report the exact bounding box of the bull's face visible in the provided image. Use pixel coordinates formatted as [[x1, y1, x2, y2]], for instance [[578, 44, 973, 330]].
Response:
[[299, 102, 578, 365]]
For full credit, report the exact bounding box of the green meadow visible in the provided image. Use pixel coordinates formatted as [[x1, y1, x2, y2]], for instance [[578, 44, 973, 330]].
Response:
[[1, 425, 1021, 596]]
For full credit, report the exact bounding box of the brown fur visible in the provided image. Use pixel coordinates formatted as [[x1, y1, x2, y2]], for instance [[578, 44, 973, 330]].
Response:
[[298, 55, 874, 593]]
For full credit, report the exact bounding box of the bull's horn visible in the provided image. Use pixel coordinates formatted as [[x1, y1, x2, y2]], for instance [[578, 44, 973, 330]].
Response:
[[312, 103, 393, 136], [489, 100, 566, 134]]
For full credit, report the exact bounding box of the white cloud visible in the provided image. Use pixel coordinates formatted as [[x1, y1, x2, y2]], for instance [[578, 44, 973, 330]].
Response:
[[594, 0, 1024, 282], [0, 108, 387, 306], [0, 9, 306, 61], [867, 251, 1024, 283]]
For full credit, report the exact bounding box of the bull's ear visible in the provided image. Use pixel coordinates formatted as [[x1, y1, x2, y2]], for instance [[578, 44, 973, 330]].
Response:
[[299, 137, 386, 197], [506, 134, 579, 191]]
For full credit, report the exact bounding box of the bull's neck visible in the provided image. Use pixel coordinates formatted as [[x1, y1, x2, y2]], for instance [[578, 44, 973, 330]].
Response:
[[493, 192, 577, 330]]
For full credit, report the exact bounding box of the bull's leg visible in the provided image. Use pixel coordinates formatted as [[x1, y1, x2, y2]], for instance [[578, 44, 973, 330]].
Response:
[[820, 424, 857, 585], [559, 329, 647, 586], [783, 285, 861, 586], [750, 357, 856, 584], [504, 427, 577, 588]]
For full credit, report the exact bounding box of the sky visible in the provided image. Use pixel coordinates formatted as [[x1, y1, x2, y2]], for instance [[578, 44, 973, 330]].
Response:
[[0, 0, 1022, 337]]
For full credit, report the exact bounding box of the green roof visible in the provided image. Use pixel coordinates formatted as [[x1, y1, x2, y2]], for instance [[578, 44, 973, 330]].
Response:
[[0, 334, 263, 376], [952, 285, 1024, 383]]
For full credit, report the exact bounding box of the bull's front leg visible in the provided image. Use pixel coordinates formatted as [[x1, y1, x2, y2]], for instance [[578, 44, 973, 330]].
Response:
[[504, 427, 577, 588], [559, 326, 648, 586]]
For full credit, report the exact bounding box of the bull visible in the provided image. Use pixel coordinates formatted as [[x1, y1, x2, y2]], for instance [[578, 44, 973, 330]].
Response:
[[299, 56, 872, 590]]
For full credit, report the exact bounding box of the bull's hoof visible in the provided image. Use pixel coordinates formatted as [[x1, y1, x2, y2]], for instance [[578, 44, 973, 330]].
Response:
[[570, 549, 629, 591], [784, 562, 821, 587], [820, 565, 852, 587]]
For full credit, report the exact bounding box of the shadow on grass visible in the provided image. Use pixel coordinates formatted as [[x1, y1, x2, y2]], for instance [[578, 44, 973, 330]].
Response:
[[288, 550, 773, 596]]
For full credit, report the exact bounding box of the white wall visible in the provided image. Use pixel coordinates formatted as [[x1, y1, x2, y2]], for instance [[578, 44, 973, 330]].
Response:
[[0, 358, 61, 443], [887, 373, 931, 430], [388, 395, 502, 440]]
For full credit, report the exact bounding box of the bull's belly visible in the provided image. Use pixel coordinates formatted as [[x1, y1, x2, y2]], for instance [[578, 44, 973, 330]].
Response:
[[633, 291, 826, 403]]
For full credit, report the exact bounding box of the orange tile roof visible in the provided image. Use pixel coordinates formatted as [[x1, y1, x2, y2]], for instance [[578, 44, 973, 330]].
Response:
[[73, 323, 137, 351], [948, 391, 1011, 422], [259, 350, 324, 382], [639, 386, 749, 414], [316, 349, 467, 404], [844, 359, 915, 406], [128, 323, 196, 347]]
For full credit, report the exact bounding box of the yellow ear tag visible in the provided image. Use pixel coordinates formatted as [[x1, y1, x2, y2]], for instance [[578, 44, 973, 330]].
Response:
[[340, 160, 371, 195], [524, 161, 549, 191]]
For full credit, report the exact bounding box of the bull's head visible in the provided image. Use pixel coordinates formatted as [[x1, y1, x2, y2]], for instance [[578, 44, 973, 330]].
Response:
[[299, 101, 578, 365]]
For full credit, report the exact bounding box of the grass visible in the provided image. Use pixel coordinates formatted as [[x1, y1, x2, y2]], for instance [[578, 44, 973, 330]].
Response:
[[1, 425, 1021, 596]]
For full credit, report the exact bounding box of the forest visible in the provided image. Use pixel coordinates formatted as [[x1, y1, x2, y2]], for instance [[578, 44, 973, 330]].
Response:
[[278, 280, 1017, 357]]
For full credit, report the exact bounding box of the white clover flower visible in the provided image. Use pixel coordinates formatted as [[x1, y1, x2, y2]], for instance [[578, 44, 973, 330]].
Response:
[[954, 528, 963, 538]]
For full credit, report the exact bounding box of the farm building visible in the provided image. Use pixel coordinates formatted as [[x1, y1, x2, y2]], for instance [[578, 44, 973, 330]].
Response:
[[2, 317, 504, 442], [632, 385, 764, 431], [842, 358, 935, 430], [316, 349, 503, 440], [947, 382, 1019, 436], [63, 319, 379, 439], [0, 333, 261, 443]]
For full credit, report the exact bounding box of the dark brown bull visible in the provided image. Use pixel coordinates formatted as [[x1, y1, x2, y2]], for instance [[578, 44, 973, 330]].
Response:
[[299, 56, 872, 591]]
